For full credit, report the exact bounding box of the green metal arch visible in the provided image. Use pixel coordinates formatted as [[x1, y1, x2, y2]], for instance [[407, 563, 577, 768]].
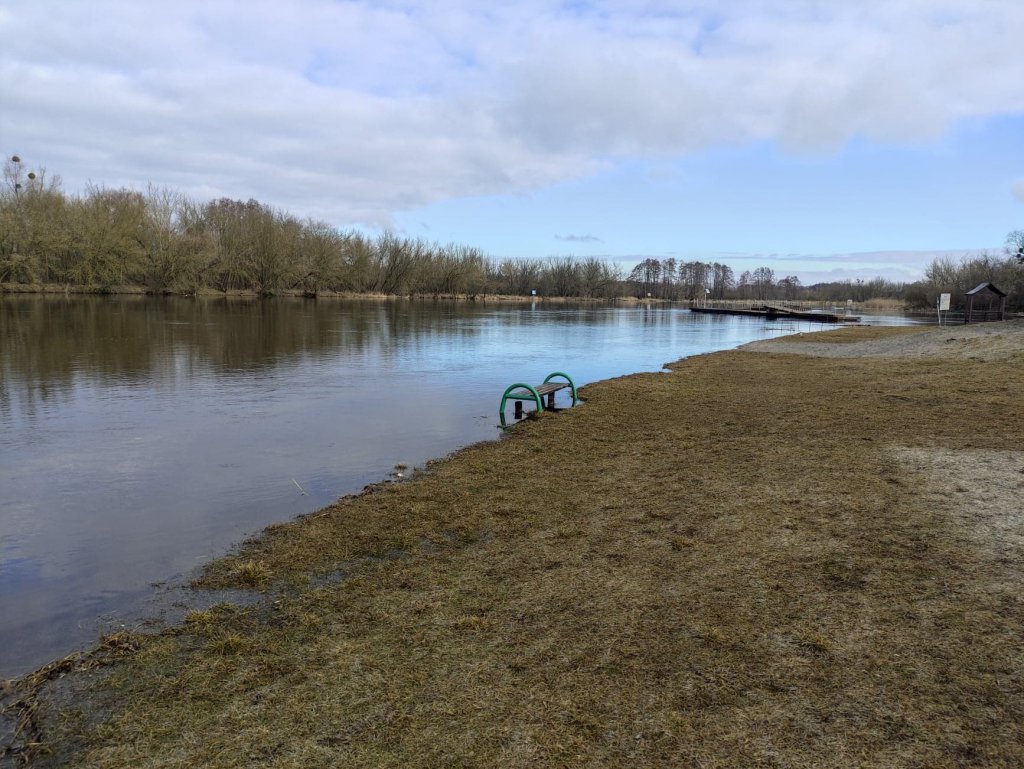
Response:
[[499, 383, 543, 427], [543, 371, 578, 405]]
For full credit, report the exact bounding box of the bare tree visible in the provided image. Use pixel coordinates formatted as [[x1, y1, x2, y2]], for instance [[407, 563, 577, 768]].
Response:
[[628, 258, 662, 297], [710, 263, 733, 299], [1006, 230, 1024, 264], [752, 266, 775, 300], [776, 275, 801, 300], [580, 257, 621, 298]]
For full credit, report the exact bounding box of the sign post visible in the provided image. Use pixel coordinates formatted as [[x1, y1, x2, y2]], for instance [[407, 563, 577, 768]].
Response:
[[938, 293, 951, 325]]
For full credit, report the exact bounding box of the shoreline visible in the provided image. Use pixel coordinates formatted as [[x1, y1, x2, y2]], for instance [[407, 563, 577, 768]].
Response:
[[0, 283, 923, 313], [4, 321, 1023, 767], [0, 282, 656, 304]]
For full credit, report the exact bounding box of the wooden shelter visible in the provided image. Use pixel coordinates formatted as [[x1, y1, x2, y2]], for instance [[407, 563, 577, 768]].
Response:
[[964, 282, 1007, 323]]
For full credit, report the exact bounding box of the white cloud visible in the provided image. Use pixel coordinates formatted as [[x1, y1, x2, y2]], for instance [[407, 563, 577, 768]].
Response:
[[1, 1, 1023, 225], [1013, 179, 1024, 203], [763, 248, 1003, 283]]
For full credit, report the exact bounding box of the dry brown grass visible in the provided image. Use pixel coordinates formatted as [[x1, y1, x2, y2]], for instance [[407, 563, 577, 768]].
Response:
[[7, 323, 1024, 768]]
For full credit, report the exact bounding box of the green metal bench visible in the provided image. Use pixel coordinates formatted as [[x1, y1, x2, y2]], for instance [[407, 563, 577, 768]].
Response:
[[499, 372, 578, 427]]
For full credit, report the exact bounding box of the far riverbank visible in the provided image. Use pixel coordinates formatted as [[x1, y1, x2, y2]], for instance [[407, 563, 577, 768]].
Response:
[[0, 281, 647, 303], [1, 281, 919, 313]]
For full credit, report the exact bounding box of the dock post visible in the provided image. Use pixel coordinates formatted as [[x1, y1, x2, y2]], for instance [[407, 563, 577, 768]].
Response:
[[514, 400, 523, 420]]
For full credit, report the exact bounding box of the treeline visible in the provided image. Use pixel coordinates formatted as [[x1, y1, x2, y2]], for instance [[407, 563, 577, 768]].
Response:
[[628, 259, 738, 300], [3, 156, 1021, 307], [627, 258, 906, 302], [908, 233, 1024, 312], [0, 156, 621, 298], [625, 247, 1024, 310]]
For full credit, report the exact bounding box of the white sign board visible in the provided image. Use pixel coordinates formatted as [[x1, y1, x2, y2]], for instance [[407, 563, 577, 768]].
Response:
[[939, 293, 951, 311]]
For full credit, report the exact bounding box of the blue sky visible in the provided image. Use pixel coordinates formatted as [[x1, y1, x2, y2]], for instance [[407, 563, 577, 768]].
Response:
[[2, 1, 1023, 283], [399, 115, 1024, 282]]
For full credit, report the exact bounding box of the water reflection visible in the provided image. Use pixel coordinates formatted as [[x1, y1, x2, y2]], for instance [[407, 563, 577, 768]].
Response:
[[1, 298, 499, 414], [2, 296, 818, 677]]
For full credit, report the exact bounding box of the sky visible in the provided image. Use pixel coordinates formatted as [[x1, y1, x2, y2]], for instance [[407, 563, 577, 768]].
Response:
[[2, 0, 1023, 284]]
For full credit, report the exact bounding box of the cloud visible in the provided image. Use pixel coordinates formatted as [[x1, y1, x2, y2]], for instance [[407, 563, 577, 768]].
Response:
[[493, 1, 1024, 154], [1013, 179, 1024, 203], [771, 249, 994, 268], [791, 267, 922, 286], [2, 1, 1024, 225], [555, 233, 602, 242]]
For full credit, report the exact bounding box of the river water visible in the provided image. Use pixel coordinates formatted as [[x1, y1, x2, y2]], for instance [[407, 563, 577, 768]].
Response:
[[0, 296, 903, 677]]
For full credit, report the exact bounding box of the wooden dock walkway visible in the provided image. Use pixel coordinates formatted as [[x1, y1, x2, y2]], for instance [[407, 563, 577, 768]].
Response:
[[690, 305, 860, 323]]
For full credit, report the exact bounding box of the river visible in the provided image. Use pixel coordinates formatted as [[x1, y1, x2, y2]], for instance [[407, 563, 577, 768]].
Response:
[[0, 296, 908, 677]]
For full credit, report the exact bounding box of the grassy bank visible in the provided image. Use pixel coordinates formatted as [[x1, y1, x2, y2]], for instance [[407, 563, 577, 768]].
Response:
[[4, 323, 1024, 768]]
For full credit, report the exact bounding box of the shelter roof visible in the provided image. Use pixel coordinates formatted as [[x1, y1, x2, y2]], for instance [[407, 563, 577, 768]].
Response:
[[966, 282, 1007, 297]]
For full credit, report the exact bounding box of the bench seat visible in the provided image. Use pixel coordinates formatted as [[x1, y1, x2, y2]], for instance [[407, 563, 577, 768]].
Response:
[[504, 381, 568, 399]]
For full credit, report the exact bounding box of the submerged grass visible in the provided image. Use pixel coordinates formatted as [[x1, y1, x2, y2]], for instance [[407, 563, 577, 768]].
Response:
[[8, 324, 1024, 768]]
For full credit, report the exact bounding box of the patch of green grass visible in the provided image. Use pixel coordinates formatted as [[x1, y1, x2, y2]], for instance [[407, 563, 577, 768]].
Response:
[[184, 610, 216, 628], [207, 633, 247, 656], [231, 559, 272, 588]]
